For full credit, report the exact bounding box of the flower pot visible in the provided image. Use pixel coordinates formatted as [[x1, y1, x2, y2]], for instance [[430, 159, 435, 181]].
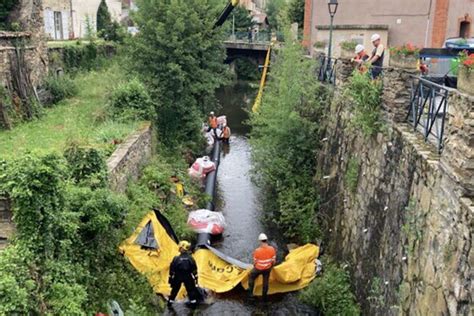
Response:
[[457, 66, 474, 95], [389, 53, 418, 69]]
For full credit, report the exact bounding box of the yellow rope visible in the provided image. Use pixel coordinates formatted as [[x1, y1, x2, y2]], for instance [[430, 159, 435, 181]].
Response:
[[252, 45, 272, 113]]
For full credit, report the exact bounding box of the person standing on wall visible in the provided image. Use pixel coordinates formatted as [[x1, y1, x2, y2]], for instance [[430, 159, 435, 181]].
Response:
[[367, 34, 385, 79], [168, 241, 199, 307], [248, 233, 276, 301]]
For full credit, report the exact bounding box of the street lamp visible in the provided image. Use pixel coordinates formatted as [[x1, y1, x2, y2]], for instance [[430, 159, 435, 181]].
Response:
[[327, 0, 339, 59]]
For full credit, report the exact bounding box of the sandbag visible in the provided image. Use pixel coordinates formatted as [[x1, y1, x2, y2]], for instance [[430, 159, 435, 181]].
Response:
[[205, 132, 215, 147], [188, 156, 216, 180], [187, 209, 226, 235]]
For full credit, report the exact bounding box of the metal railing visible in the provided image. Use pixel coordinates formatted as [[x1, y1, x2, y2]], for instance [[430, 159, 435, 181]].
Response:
[[225, 31, 283, 44], [317, 56, 337, 85], [407, 76, 451, 153]]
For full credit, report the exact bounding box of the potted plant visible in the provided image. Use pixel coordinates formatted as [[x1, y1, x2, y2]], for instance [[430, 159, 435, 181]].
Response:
[[314, 40, 327, 54], [457, 51, 474, 95], [389, 43, 420, 69], [339, 40, 358, 58]]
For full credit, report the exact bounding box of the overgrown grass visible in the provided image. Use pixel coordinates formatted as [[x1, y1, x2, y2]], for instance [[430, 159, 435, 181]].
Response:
[[0, 64, 140, 159]]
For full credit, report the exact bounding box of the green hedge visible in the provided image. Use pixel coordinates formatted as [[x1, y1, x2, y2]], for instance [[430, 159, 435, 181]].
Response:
[[61, 42, 115, 72]]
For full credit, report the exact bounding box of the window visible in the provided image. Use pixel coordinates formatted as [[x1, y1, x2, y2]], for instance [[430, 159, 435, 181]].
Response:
[[54, 11, 63, 40]]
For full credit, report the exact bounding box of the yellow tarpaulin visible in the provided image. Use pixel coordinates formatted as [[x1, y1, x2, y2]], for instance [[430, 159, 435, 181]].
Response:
[[120, 211, 319, 298]]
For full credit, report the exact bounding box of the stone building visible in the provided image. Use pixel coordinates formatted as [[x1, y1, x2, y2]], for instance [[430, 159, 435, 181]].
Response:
[[43, 0, 122, 40], [303, 0, 474, 56]]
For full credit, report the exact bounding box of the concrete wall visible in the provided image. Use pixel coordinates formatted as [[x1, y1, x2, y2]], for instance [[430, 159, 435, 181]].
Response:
[[305, 0, 474, 49], [107, 122, 154, 193], [317, 58, 473, 315], [313, 25, 389, 65]]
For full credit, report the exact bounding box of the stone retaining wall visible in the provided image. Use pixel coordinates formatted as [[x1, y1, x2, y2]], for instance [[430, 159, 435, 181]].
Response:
[[107, 122, 154, 193], [318, 59, 473, 315]]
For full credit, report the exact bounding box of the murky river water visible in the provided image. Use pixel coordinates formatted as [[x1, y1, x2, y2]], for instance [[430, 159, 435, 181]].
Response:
[[165, 82, 318, 316]]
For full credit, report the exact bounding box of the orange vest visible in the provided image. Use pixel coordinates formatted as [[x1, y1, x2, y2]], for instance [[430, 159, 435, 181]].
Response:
[[209, 117, 218, 129], [253, 244, 276, 270]]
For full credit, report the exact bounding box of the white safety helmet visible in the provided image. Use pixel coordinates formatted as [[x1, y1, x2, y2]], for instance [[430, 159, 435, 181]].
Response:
[[354, 44, 364, 54], [371, 33, 381, 42], [210, 111, 215, 116], [258, 233, 268, 241]]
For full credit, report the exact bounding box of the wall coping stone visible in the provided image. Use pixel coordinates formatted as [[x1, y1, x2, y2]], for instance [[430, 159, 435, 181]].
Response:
[[0, 31, 32, 38], [316, 24, 389, 30]]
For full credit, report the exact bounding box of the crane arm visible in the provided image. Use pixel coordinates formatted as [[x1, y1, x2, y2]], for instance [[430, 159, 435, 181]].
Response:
[[214, 0, 240, 29]]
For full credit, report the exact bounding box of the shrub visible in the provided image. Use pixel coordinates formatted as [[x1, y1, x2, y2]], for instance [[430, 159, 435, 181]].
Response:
[[300, 261, 360, 315], [250, 34, 325, 243], [63, 42, 111, 72], [44, 74, 78, 105], [314, 41, 326, 49], [346, 70, 383, 137], [64, 144, 108, 189], [108, 78, 154, 121]]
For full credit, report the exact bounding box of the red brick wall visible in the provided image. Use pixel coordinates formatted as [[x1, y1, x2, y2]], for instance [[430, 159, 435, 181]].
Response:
[[302, 0, 313, 47], [432, 0, 450, 47]]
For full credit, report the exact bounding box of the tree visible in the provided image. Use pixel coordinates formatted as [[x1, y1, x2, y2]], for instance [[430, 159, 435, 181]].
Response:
[[96, 0, 112, 33], [266, 0, 286, 31], [129, 0, 228, 146], [287, 0, 305, 29], [230, 6, 254, 31]]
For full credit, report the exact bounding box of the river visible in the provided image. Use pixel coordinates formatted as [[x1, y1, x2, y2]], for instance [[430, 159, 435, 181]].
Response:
[[165, 81, 318, 315]]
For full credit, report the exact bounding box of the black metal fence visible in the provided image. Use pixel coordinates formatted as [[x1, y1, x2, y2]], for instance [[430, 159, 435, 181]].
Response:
[[317, 56, 337, 85], [407, 76, 451, 153]]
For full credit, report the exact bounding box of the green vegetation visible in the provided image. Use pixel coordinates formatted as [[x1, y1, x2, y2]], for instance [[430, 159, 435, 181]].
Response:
[[250, 36, 327, 243], [43, 74, 78, 105], [129, 0, 228, 146], [108, 78, 155, 122], [0, 152, 157, 314], [368, 277, 385, 310], [287, 0, 305, 29], [97, 0, 112, 34], [266, 0, 286, 31], [0, 64, 139, 158], [346, 70, 383, 137], [0, 0, 18, 30], [234, 57, 259, 80], [97, 0, 126, 42], [229, 6, 255, 31], [345, 157, 360, 193], [300, 261, 361, 315], [62, 42, 114, 72]]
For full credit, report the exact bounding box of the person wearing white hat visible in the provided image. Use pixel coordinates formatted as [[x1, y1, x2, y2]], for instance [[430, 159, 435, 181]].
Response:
[[367, 33, 385, 79], [248, 233, 276, 301], [352, 44, 369, 63]]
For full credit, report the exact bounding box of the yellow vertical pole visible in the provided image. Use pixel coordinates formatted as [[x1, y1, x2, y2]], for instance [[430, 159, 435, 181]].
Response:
[[252, 45, 272, 113]]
